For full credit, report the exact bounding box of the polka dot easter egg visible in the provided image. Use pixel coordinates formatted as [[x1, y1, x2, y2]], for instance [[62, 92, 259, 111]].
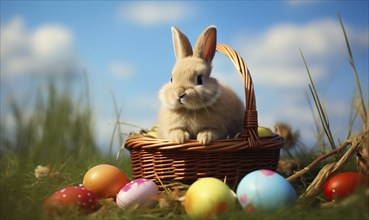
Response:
[[236, 170, 296, 213], [43, 186, 99, 216], [116, 178, 159, 209]]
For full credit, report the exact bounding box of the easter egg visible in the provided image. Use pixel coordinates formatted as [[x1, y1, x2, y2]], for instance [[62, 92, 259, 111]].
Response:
[[236, 169, 296, 213], [258, 127, 273, 137], [43, 186, 98, 216], [184, 177, 236, 219], [324, 172, 368, 201], [116, 178, 159, 209], [82, 164, 129, 198]]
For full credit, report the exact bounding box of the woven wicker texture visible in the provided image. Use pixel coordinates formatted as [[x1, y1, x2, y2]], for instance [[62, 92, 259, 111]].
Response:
[[125, 44, 284, 189]]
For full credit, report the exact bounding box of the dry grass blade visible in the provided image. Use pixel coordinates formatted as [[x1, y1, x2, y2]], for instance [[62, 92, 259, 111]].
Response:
[[300, 49, 336, 150], [356, 128, 369, 176], [338, 14, 367, 122], [287, 141, 350, 182], [306, 92, 326, 152]]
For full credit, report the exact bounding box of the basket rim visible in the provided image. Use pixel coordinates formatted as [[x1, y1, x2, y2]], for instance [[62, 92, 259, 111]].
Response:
[[125, 133, 284, 152]]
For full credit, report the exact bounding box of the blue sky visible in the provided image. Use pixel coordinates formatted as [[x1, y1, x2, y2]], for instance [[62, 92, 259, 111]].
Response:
[[1, 1, 368, 153]]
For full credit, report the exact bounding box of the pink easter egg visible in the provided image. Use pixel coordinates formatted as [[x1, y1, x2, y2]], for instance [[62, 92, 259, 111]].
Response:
[[116, 178, 158, 209]]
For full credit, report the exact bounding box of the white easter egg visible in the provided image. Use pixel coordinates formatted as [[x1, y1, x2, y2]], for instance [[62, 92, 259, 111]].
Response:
[[116, 178, 159, 209]]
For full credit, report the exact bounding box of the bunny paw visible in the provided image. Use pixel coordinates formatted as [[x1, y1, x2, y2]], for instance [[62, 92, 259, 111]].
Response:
[[168, 129, 190, 144], [197, 131, 216, 145]]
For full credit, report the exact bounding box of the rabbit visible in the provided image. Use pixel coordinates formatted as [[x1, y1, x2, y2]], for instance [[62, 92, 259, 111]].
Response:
[[157, 25, 245, 145]]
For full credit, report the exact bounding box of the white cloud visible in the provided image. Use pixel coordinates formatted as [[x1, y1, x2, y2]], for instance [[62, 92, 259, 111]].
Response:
[[117, 2, 194, 26], [234, 19, 368, 89], [110, 61, 136, 78], [0, 17, 77, 80], [31, 25, 73, 58]]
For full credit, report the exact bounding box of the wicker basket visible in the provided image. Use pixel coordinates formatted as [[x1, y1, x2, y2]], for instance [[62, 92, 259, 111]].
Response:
[[125, 44, 285, 190]]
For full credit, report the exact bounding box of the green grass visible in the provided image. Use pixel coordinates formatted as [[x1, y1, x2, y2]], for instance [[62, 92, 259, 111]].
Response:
[[1, 16, 368, 219], [0, 79, 132, 220]]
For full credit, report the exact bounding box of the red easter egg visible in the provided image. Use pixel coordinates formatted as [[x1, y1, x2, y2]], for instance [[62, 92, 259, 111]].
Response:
[[82, 164, 129, 199], [324, 172, 368, 201], [43, 186, 99, 216]]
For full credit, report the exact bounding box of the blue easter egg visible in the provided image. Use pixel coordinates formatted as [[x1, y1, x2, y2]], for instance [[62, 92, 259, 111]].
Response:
[[236, 169, 296, 212]]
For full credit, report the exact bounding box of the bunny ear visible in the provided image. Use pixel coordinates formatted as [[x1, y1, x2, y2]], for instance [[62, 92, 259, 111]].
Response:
[[171, 26, 193, 60], [193, 26, 217, 63]]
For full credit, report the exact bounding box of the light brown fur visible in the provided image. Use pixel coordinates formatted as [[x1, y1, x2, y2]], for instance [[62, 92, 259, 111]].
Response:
[[157, 26, 244, 145]]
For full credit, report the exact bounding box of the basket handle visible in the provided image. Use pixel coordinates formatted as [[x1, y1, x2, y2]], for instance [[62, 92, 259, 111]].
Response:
[[216, 44, 260, 147]]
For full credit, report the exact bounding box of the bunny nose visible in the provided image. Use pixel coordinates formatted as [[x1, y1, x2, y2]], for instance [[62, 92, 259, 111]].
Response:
[[178, 93, 186, 99], [177, 93, 186, 104]]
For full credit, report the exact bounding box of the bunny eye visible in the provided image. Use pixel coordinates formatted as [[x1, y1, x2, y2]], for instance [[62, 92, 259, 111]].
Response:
[[196, 75, 203, 85], [170, 77, 173, 83]]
